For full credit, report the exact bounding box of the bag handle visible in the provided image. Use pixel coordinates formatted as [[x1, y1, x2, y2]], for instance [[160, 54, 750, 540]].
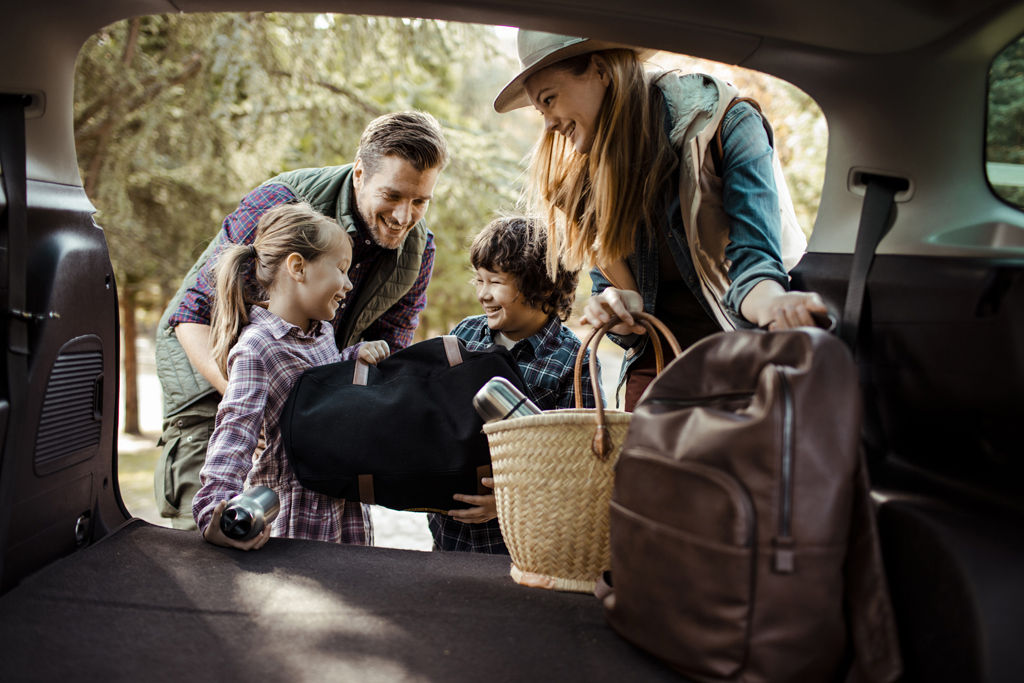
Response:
[[352, 334, 463, 385], [574, 312, 682, 459]]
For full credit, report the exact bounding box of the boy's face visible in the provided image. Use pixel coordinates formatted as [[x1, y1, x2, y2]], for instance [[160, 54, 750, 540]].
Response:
[[473, 267, 549, 342]]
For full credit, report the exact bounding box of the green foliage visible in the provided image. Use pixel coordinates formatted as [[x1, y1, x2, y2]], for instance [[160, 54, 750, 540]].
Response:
[[75, 13, 530, 330], [988, 33, 1024, 208], [75, 15, 830, 334]]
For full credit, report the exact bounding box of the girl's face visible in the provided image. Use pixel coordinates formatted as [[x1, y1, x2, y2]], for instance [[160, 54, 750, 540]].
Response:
[[524, 55, 611, 155], [473, 267, 549, 341], [295, 233, 354, 326]]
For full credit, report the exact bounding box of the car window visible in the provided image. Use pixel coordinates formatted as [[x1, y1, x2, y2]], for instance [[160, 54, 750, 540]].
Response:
[[987, 33, 1024, 208]]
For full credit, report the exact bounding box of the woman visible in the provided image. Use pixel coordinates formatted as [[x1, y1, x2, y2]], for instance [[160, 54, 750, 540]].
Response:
[[494, 30, 828, 409]]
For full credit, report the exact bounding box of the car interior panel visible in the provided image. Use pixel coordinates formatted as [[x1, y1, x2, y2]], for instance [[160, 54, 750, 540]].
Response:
[[0, 0, 1021, 680]]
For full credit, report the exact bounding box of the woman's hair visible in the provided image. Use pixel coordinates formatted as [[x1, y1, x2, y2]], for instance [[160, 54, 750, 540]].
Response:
[[356, 110, 449, 176], [525, 50, 678, 275], [209, 201, 350, 376], [470, 215, 579, 321]]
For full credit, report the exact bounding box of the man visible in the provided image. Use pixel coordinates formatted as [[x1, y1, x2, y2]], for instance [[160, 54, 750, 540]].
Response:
[[153, 111, 448, 529]]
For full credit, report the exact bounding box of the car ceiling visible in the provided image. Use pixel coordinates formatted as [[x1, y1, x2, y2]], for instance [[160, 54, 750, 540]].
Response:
[[5, 0, 1019, 58]]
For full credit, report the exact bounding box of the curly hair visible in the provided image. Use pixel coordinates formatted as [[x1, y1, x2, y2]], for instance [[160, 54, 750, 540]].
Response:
[[470, 216, 579, 321]]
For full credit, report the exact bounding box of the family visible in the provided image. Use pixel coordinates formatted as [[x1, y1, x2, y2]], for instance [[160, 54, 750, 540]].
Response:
[[153, 29, 827, 552]]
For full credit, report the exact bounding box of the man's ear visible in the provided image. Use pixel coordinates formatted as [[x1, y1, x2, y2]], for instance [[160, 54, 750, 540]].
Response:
[[285, 252, 306, 282], [353, 157, 364, 190]]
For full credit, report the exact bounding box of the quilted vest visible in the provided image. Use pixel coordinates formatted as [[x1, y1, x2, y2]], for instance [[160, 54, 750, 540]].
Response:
[[155, 232, 224, 417], [156, 164, 428, 416]]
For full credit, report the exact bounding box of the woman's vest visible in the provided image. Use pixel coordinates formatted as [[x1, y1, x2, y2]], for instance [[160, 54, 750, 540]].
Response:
[[604, 72, 806, 331]]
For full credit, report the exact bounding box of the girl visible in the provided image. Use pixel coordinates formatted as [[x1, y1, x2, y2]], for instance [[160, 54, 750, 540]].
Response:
[[193, 201, 390, 550], [494, 30, 828, 409]]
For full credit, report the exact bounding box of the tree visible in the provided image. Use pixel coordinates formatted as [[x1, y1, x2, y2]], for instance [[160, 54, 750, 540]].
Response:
[[75, 13, 530, 432], [988, 34, 1024, 206]]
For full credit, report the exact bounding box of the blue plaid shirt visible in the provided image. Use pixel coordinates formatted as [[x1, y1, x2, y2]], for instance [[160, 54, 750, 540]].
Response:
[[428, 314, 602, 554]]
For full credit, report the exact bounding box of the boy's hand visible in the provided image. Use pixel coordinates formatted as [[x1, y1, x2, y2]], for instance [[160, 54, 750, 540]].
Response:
[[580, 288, 647, 335], [358, 340, 391, 365], [202, 499, 273, 551], [448, 476, 498, 524]]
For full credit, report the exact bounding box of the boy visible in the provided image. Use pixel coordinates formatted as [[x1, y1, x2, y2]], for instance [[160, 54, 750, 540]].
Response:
[[428, 216, 602, 554]]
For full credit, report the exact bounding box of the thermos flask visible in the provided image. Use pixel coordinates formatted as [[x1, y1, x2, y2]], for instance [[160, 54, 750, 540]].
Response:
[[220, 485, 280, 541], [473, 376, 542, 423]]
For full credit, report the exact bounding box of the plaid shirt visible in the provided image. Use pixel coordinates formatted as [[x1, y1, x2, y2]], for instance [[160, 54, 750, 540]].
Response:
[[170, 182, 434, 351], [428, 314, 602, 554], [193, 306, 372, 544]]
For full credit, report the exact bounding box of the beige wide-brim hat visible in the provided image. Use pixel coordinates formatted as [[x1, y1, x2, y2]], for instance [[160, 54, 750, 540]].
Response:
[[493, 29, 657, 113]]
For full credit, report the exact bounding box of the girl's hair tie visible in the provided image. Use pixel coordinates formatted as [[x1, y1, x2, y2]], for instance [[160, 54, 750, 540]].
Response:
[[248, 244, 258, 259]]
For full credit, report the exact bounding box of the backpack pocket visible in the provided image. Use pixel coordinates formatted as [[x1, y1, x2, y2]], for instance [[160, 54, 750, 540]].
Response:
[[606, 449, 756, 680]]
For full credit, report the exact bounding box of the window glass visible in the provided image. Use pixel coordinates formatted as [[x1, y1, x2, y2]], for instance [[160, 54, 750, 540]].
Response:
[[987, 34, 1024, 208]]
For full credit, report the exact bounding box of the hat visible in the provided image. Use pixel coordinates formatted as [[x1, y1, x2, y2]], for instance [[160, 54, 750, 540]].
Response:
[[493, 30, 657, 113]]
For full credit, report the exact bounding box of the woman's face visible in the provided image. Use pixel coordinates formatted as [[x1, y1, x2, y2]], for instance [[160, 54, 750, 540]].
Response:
[[525, 55, 610, 155]]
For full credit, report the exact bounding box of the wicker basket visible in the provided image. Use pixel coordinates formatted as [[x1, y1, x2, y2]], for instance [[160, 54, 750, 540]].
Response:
[[484, 312, 680, 593]]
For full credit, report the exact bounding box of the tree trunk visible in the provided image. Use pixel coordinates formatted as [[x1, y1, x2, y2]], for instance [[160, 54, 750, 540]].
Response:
[[121, 285, 141, 435]]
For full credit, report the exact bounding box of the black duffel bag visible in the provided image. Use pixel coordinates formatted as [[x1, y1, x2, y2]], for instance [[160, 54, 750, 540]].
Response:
[[281, 335, 528, 513]]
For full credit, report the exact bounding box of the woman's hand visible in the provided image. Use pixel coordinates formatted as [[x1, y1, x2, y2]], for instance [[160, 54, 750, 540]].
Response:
[[448, 477, 498, 524], [741, 280, 829, 330], [358, 340, 391, 365], [202, 500, 273, 551], [579, 288, 647, 335]]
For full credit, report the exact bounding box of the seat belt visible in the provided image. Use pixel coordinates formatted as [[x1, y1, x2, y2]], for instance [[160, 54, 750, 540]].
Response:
[[1, 94, 29, 357], [0, 93, 30, 589], [840, 175, 905, 351], [840, 173, 907, 462]]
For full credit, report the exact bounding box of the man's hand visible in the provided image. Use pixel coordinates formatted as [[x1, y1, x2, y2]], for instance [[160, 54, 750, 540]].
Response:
[[448, 477, 498, 524], [358, 340, 391, 365]]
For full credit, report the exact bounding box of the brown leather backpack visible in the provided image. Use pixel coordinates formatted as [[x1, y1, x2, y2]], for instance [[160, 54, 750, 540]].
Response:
[[602, 327, 902, 682]]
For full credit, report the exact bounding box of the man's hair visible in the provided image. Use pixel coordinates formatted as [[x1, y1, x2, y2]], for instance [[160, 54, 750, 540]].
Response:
[[470, 216, 579, 321], [356, 111, 449, 176]]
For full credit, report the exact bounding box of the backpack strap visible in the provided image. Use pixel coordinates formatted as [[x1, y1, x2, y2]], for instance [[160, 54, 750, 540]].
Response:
[[711, 97, 774, 176]]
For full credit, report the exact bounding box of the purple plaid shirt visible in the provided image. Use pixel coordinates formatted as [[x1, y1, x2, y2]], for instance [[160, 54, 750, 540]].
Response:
[[170, 182, 434, 351], [428, 315, 602, 554], [193, 305, 371, 544]]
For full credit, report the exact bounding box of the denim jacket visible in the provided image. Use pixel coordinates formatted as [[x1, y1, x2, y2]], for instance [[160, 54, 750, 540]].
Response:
[[591, 74, 791, 393]]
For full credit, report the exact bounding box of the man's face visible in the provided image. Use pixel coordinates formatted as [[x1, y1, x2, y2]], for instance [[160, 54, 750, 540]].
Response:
[[353, 155, 440, 250]]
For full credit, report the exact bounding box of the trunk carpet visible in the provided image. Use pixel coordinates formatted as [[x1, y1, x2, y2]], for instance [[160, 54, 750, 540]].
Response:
[[0, 519, 684, 682]]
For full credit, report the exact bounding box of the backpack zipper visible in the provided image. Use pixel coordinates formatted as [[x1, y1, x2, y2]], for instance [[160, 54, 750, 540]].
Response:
[[643, 391, 754, 409], [773, 369, 796, 574]]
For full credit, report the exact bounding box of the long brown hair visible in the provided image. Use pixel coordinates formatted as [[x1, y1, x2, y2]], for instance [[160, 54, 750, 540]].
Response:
[[525, 50, 678, 275], [210, 202, 349, 376]]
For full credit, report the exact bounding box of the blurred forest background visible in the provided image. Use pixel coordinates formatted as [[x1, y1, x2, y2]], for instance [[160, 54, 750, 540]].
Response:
[[74, 12, 830, 435]]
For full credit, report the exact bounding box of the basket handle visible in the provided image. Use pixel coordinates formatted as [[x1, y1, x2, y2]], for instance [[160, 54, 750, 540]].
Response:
[[573, 312, 682, 459]]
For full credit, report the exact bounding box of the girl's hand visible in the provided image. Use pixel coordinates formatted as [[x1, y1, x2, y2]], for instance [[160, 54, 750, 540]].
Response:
[[358, 340, 391, 365], [202, 499, 273, 551], [448, 476, 498, 524], [579, 288, 647, 335]]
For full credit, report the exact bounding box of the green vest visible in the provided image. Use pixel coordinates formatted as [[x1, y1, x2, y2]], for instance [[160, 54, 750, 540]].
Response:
[[156, 164, 429, 417]]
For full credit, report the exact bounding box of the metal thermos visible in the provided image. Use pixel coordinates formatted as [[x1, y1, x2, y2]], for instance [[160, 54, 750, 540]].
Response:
[[473, 376, 542, 423], [220, 485, 280, 541]]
